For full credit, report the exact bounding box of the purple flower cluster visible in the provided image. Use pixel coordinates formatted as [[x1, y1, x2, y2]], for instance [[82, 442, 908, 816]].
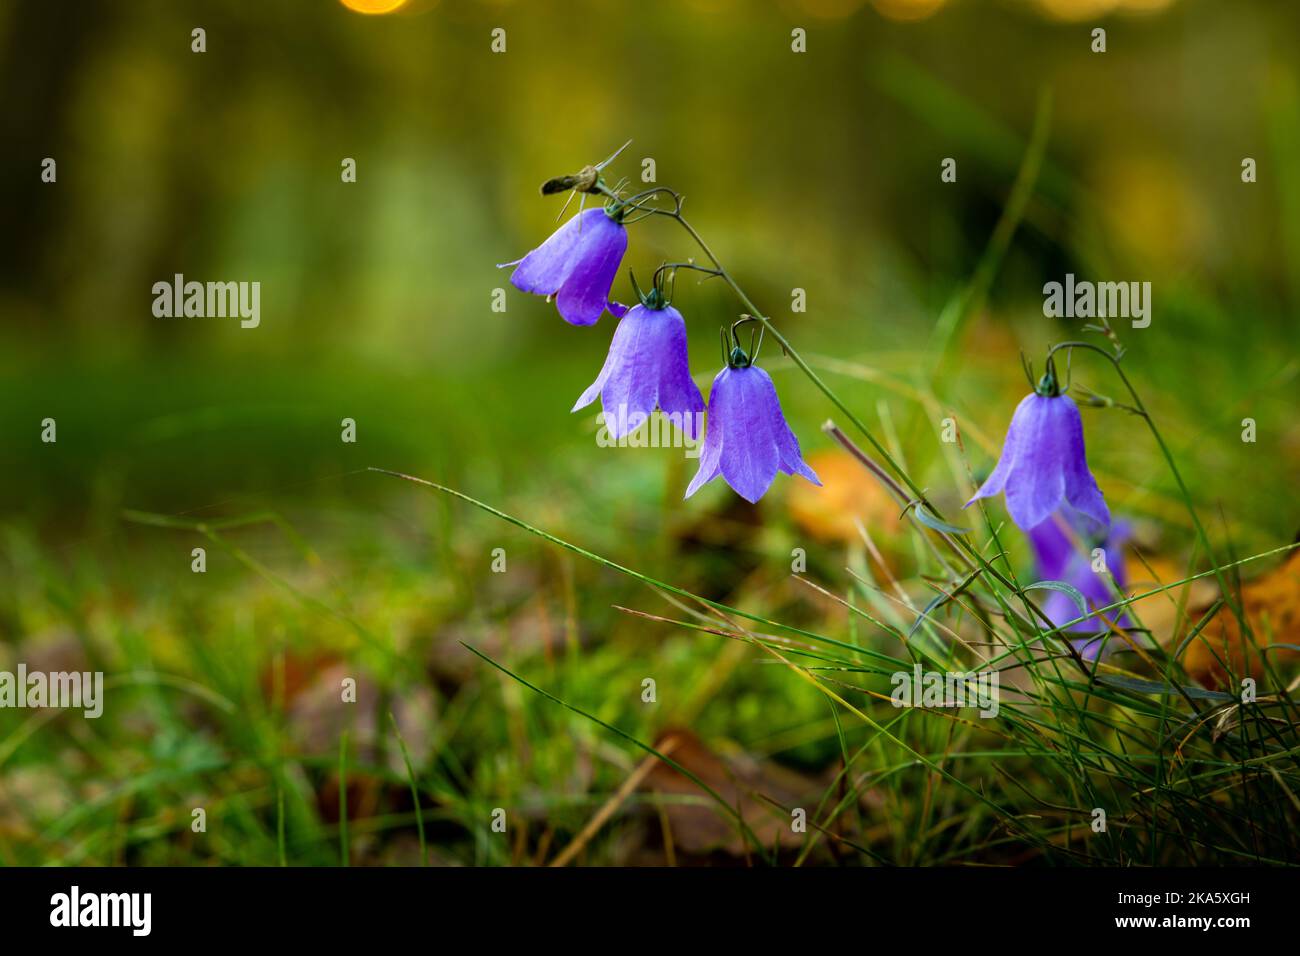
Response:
[[967, 360, 1132, 657], [1028, 515, 1133, 660], [499, 154, 1152, 667], [502, 202, 819, 503]]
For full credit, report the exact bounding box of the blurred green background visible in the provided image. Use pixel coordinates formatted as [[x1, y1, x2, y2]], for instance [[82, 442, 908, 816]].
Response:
[[1, 0, 1298, 865]]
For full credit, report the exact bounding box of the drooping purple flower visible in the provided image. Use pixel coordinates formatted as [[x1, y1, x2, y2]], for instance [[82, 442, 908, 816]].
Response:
[[685, 360, 820, 504], [1029, 513, 1133, 661], [572, 302, 705, 440], [500, 206, 627, 326], [967, 390, 1109, 533]]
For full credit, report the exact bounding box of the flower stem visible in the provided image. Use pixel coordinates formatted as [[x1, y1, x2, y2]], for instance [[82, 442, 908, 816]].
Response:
[[656, 203, 1089, 669], [662, 208, 934, 506], [1047, 341, 1238, 608]]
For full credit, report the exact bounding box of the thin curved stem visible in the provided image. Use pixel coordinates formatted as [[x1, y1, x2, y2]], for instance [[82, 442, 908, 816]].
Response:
[[663, 210, 931, 496], [655, 203, 1090, 671], [1046, 342, 1217, 563], [652, 261, 722, 291], [1047, 340, 1247, 649]]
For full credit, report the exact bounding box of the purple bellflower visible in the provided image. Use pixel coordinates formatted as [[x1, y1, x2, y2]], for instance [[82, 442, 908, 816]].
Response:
[[572, 295, 705, 441], [1029, 513, 1134, 661], [686, 325, 820, 503], [501, 206, 627, 326], [967, 363, 1109, 533]]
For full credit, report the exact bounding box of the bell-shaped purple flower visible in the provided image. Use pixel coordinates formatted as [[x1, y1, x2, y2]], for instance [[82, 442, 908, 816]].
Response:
[[1029, 514, 1133, 661], [500, 207, 627, 326], [685, 362, 820, 504], [572, 302, 705, 440], [967, 391, 1109, 533]]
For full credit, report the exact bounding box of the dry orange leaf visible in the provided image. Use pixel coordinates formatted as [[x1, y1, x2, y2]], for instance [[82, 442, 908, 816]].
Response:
[[787, 449, 903, 549], [1183, 550, 1300, 687], [1124, 556, 1215, 643]]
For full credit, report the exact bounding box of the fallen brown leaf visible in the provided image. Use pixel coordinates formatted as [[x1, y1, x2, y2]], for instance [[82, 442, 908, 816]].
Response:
[[638, 728, 835, 858], [1184, 550, 1300, 687], [787, 450, 904, 561]]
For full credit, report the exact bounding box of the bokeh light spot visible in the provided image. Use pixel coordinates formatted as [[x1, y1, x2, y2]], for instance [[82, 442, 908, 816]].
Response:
[[339, 0, 409, 15]]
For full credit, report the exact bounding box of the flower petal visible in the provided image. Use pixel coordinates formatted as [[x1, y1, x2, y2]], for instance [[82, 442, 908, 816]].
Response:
[[590, 307, 655, 436], [554, 213, 627, 326], [571, 345, 615, 413], [967, 392, 1039, 509], [716, 367, 781, 503], [505, 209, 594, 294], [685, 369, 728, 499], [1058, 394, 1111, 532], [1027, 514, 1075, 581], [684, 450, 721, 499], [758, 371, 820, 486], [648, 307, 704, 439], [1003, 395, 1068, 529]]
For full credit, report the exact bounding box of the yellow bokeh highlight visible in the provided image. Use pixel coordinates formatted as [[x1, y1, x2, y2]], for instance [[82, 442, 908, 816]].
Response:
[[1033, 0, 1176, 21], [1091, 152, 1209, 269], [339, 0, 409, 15]]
